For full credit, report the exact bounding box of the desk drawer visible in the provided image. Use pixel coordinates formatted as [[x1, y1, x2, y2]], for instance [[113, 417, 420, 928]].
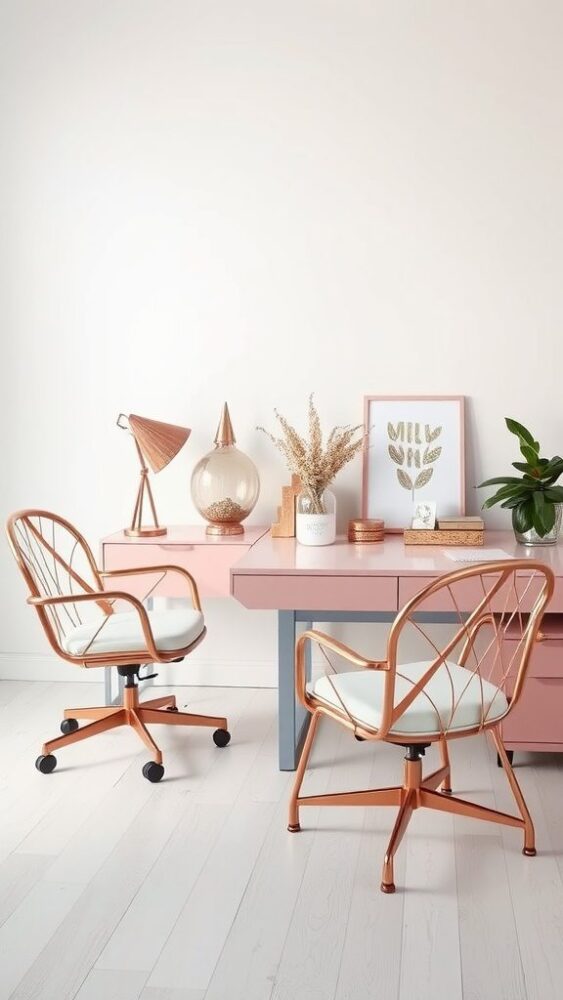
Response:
[[232, 574, 398, 612], [511, 635, 563, 679], [102, 543, 245, 599], [502, 678, 563, 744], [398, 576, 489, 613], [398, 575, 563, 614]]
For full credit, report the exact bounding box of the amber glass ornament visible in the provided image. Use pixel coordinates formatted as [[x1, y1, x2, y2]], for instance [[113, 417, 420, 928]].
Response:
[[191, 403, 260, 535]]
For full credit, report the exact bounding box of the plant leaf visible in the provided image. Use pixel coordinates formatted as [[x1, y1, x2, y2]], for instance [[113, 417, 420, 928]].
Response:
[[512, 462, 535, 474], [512, 502, 534, 534], [388, 422, 398, 442], [544, 487, 563, 502], [478, 476, 527, 487], [519, 443, 540, 466], [505, 418, 536, 447], [397, 469, 413, 491], [414, 468, 433, 489], [540, 457, 563, 480]]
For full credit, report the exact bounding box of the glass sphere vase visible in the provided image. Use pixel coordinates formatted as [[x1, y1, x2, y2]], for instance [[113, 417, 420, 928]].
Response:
[[191, 403, 260, 535]]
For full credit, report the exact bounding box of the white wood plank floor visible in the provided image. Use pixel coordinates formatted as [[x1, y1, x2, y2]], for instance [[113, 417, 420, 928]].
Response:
[[1, 680, 563, 1000]]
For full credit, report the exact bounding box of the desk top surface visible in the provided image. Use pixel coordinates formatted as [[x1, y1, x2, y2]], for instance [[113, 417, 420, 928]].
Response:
[[102, 525, 269, 547], [231, 530, 563, 578]]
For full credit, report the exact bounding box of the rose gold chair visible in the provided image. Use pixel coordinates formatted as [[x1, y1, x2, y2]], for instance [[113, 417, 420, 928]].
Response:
[[6, 510, 231, 782], [288, 560, 554, 892]]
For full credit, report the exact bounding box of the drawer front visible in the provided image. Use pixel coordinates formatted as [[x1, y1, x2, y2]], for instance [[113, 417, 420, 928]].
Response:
[[232, 574, 398, 612], [398, 576, 490, 613], [502, 678, 563, 744], [102, 543, 248, 599], [504, 636, 563, 679], [399, 575, 563, 614]]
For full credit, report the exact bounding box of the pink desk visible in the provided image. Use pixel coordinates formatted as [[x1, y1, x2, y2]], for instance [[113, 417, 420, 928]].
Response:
[[100, 525, 269, 702], [231, 531, 563, 769]]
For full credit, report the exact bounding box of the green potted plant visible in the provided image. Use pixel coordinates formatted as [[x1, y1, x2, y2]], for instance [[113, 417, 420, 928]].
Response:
[[479, 418, 563, 545]]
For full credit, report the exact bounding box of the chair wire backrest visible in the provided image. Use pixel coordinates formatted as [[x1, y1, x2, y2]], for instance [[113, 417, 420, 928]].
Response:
[[379, 560, 554, 739], [6, 510, 111, 656]]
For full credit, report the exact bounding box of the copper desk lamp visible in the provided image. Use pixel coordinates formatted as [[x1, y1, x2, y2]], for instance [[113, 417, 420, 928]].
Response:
[[117, 413, 191, 537]]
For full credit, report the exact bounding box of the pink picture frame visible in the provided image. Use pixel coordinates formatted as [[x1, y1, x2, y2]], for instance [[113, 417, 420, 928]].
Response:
[[362, 395, 466, 532]]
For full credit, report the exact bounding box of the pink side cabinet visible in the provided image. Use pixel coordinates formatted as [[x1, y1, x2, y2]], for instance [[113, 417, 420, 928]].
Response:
[[500, 615, 563, 762]]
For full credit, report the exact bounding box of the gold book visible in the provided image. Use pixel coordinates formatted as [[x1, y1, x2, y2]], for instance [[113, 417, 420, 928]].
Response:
[[404, 529, 484, 546], [437, 517, 484, 531]]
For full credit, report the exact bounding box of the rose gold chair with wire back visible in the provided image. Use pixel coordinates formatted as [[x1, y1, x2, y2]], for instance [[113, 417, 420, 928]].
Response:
[[6, 510, 231, 782], [288, 559, 554, 893]]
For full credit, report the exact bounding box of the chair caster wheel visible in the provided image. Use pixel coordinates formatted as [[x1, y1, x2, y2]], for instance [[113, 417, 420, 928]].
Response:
[[35, 754, 57, 774], [288, 823, 301, 833], [142, 761, 164, 782], [380, 881, 396, 894], [523, 847, 536, 857], [354, 735, 366, 742], [60, 718, 79, 735], [213, 729, 231, 748], [441, 787, 453, 796], [166, 706, 179, 712]]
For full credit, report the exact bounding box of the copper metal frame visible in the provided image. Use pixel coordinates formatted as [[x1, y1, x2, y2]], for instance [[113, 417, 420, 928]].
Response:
[[6, 510, 227, 767], [287, 559, 554, 893]]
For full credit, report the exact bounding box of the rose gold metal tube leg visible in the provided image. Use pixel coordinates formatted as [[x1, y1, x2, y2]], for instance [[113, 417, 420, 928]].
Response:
[[419, 788, 523, 831], [381, 789, 415, 894], [43, 710, 127, 754], [288, 710, 321, 832], [294, 787, 402, 809], [63, 706, 123, 721], [128, 711, 163, 765], [137, 708, 227, 729], [139, 695, 177, 711], [439, 737, 452, 794], [491, 727, 536, 855]]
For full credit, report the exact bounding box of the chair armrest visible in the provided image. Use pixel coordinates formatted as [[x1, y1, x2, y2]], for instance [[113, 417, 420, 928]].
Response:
[[27, 590, 161, 662], [100, 565, 201, 611], [295, 628, 388, 707]]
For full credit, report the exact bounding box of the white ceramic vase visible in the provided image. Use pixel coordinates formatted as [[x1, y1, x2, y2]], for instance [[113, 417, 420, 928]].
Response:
[[295, 489, 336, 546]]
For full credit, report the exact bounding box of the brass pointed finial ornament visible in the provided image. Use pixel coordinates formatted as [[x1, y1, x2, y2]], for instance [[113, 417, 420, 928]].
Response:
[[117, 413, 191, 536], [191, 402, 260, 535], [214, 402, 236, 447]]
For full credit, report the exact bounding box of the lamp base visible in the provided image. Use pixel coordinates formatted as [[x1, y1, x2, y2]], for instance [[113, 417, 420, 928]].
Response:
[[206, 523, 244, 536], [124, 526, 167, 538]]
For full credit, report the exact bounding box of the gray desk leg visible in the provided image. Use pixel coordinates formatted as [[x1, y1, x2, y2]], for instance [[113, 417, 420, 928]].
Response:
[[278, 611, 312, 771]]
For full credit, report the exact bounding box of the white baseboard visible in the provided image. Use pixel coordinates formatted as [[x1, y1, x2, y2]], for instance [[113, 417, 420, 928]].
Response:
[[0, 653, 277, 688]]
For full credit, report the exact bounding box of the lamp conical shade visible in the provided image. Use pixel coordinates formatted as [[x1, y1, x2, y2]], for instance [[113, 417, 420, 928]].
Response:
[[128, 415, 191, 473]]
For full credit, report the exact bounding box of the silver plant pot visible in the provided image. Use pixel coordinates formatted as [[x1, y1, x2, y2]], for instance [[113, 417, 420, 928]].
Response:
[[513, 503, 563, 546]]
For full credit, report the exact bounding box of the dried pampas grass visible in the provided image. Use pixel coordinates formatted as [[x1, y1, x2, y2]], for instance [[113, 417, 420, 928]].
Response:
[[258, 396, 365, 514]]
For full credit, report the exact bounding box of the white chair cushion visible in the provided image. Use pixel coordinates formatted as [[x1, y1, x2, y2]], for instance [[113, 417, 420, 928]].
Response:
[[309, 660, 508, 736], [62, 608, 205, 657]]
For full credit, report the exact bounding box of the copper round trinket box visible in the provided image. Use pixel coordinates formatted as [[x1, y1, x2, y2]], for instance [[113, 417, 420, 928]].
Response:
[[348, 518, 385, 543]]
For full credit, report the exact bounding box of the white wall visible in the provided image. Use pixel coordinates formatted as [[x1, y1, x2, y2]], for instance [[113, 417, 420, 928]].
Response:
[[1, 0, 562, 684]]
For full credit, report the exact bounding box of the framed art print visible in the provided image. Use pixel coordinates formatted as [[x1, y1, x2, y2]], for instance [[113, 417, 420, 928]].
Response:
[[362, 396, 465, 531]]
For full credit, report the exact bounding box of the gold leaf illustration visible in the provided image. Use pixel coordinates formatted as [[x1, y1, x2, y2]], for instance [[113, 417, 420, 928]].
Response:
[[397, 469, 413, 491], [388, 444, 404, 465], [388, 422, 398, 441], [415, 468, 434, 489], [423, 445, 442, 465], [425, 424, 442, 443]]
